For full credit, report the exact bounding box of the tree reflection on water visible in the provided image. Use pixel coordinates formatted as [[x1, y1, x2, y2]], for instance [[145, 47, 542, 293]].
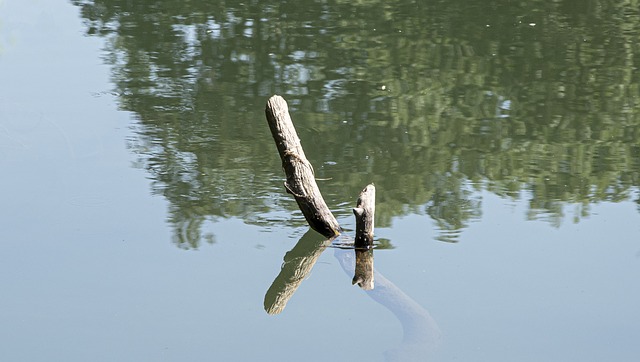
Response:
[[72, 0, 640, 247]]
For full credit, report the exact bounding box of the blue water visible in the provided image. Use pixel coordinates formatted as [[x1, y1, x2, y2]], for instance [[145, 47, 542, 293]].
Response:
[[1, 2, 639, 362]]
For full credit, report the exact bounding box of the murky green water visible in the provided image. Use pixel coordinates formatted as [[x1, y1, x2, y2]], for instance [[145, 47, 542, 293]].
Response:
[[1, 1, 639, 361]]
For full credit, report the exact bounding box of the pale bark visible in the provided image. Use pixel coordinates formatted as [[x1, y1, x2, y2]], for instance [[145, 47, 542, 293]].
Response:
[[265, 95, 341, 238]]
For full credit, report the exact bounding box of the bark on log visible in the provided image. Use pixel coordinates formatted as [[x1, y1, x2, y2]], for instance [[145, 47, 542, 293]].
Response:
[[353, 184, 375, 249], [265, 95, 341, 238]]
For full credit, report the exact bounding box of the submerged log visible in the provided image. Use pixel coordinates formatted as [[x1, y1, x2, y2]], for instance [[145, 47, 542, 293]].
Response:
[[265, 95, 341, 238], [334, 247, 442, 358]]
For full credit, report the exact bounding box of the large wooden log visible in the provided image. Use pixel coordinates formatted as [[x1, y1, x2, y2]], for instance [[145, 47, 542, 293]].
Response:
[[265, 95, 342, 238]]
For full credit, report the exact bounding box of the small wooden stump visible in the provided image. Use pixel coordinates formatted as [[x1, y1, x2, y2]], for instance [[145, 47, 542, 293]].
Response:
[[353, 184, 375, 249], [352, 184, 375, 289]]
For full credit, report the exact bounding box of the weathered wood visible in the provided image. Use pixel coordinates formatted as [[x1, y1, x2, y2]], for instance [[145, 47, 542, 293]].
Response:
[[353, 184, 375, 249], [265, 95, 341, 238]]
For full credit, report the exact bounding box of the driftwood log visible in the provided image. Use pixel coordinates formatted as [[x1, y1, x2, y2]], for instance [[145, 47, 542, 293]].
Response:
[[265, 94, 375, 294], [264, 95, 440, 357], [265, 95, 341, 238]]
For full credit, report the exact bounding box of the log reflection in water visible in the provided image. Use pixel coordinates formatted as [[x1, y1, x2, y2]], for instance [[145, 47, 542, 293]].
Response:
[[353, 249, 374, 290], [263, 230, 335, 315], [335, 248, 442, 361]]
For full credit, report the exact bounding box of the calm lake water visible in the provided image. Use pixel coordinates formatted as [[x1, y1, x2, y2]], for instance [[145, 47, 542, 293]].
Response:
[[1, 1, 639, 361]]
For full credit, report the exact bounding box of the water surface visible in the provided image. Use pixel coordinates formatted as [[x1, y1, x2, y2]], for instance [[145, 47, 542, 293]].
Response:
[[1, 1, 639, 361]]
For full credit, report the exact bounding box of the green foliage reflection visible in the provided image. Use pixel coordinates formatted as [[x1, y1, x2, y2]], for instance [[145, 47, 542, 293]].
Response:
[[72, 0, 640, 246]]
